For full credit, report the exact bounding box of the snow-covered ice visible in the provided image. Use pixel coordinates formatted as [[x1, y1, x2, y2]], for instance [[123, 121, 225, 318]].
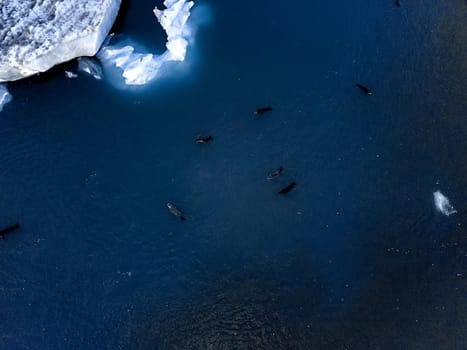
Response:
[[433, 190, 457, 216], [0, 0, 121, 82], [97, 0, 194, 86], [0, 84, 12, 112]]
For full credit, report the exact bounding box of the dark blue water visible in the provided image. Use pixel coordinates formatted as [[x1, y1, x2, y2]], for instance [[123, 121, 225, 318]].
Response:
[[1, 0, 467, 348]]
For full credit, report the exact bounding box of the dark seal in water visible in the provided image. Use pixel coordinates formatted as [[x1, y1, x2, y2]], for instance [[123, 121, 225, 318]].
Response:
[[166, 203, 186, 221]]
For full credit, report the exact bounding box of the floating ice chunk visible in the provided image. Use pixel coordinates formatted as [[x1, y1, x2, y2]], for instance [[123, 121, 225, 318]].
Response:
[[97, 0, 194, 86], [0, 84, 12, 112], [77, 57, 103, 80], [97, 45, 163, 85], [120, 54, 162, 86], [65, 71, 78, 79], [433, 190, 457, 216], [154, 0, 194, 61]]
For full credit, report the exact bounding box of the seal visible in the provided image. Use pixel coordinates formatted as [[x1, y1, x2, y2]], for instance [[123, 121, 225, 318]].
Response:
[[167, 203, 186, 221], [278, 182, 296, 195], [254, 106, 273, 116], [267, 166, 284, 181], [195, 135, 214, 143], [0, 222, 20, 239], [355, 83, 372, 95]]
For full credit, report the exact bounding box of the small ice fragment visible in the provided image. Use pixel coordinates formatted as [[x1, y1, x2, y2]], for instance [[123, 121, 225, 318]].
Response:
[[433, 190, 457, 216], [0, 84, 12, 112], [65, 71, 78, 78], [77, 57, 103, 80]]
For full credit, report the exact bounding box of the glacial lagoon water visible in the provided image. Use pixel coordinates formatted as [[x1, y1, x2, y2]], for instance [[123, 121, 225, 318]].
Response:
[[1, 0, 466, 349]]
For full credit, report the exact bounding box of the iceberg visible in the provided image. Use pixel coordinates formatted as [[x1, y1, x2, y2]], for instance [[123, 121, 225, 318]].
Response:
[[97, 43, 162, 85], [153, 0, 194, 61], [0, 84, 12, 112], [97, 0, 194, 86], [433, 190, 457, 216], [0, 0, 122, 82]]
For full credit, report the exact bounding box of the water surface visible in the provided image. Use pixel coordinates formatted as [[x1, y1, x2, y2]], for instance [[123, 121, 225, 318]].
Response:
[[1, 0, 466, 349]]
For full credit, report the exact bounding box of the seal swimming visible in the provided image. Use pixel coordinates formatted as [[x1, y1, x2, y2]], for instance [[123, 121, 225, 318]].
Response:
[[167, 203, 186, 221], [278, 182, 296, 195], [195, 135, 214, 143], [254, 106, 273, 116], [0, 222, 20, 239], [267, 166, 284, 181], [355, 83, 372, 95]]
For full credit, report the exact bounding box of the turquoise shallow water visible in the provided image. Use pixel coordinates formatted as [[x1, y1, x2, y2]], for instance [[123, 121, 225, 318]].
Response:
[[1, 0, 467, 349]]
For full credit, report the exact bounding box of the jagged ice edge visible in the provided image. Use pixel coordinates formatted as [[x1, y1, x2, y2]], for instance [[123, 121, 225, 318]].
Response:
[[96, 0, 194, 86]]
